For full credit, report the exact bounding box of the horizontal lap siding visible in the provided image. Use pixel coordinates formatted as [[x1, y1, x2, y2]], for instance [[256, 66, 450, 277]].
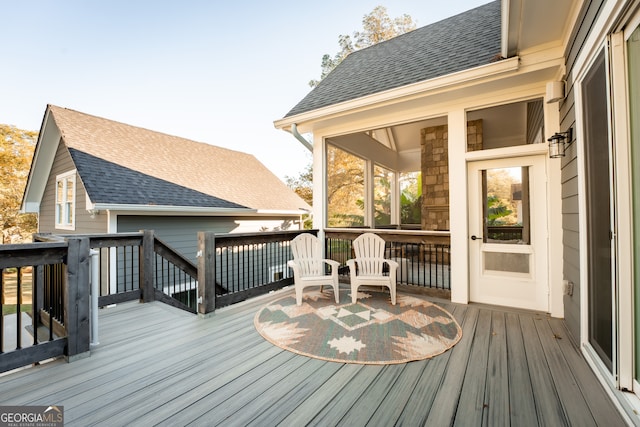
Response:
[[40, 140, 107, 234], [560, 0, 607, 343], [116, 215, 295, 263], [117, 216, 236, 262]]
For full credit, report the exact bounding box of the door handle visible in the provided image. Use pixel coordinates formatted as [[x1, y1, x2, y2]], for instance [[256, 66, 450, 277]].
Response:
[[471, 235, 480, 241]]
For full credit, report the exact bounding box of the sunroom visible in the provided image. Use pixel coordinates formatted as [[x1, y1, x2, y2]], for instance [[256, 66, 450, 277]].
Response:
[[274, 0, 571, 317]]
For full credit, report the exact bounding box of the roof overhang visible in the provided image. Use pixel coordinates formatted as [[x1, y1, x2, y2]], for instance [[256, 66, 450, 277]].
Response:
[[275, 57, 521, 133], [502, 0, 580, 58], [274, 0, 580, 136], [21, 106, 60, 213], [91, 203, 306, 217]]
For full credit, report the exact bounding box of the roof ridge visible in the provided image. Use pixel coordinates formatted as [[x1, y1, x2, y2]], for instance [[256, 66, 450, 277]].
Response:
[[47, 104, 249, 157]]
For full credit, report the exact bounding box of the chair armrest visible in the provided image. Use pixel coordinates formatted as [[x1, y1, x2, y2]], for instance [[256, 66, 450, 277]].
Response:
[[384, 259, 399, 269], [323, 259, 340, 269]]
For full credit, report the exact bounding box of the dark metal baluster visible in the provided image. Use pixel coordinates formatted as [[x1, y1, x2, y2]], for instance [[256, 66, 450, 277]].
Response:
[[16, 267, 22, 350], [32, 265, 38, 346]]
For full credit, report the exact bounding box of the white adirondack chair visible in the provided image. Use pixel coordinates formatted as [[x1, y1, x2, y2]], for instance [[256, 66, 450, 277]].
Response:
[[287, 233, 341, 306], [347, 233, 398, 305]]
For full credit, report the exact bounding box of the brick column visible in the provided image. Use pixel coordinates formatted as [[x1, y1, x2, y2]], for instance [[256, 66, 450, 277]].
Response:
[[421, 120, 483, 231]]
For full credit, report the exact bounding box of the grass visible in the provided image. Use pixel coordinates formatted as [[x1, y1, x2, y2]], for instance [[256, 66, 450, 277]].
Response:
[[2, 304, 33, 316]]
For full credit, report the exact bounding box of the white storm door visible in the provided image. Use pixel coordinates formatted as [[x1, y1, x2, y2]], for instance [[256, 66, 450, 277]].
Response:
[[468, 155, 549, 312]]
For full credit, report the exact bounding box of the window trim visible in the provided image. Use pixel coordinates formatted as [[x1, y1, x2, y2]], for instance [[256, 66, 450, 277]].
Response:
[[55, 170, 76, 230]]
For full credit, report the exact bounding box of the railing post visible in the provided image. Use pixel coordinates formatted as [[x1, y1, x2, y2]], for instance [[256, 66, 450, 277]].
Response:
[[140, 230, 156, 303], [64, 237, 91, 361], [197, 231, 216, 316]]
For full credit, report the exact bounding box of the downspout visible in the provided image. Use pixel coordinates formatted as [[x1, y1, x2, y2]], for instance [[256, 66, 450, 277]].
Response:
[[291, 123, 313, 152]]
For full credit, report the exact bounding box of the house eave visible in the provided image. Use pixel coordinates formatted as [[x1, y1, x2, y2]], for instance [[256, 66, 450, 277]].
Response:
[[274, 57, 521, 132], [92, 204, 306, 217], [93, 204, 258, 215], [21, 106, 62, 212]]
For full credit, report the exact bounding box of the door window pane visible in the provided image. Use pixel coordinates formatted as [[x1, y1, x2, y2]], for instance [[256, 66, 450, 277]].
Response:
[[482, 167, 530, 244], [484, 252, 530, 273]]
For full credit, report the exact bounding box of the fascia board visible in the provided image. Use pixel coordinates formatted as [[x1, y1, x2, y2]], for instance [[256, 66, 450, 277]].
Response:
[[274, 57, 520, 132], [93, 203, 258, 215], [254, 209, 307, 216], [94, 205, 306, 216]]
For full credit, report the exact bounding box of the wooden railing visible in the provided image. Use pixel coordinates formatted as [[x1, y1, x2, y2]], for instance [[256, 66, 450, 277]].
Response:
[[196, 230, 308, 312], [1, 232, 199, 373], [1, 239, 87, 373], [1, 228, 450, 373]]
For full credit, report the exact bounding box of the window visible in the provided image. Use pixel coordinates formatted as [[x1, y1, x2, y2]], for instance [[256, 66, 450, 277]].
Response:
[[326, 145, 365, 227], [400, 171, 422, 226], [373, 165, 393, 227], [56, 171, 76, 230]]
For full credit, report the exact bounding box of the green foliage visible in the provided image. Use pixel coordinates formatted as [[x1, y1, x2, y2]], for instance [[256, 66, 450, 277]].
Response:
[[1, 125, 38, 243], [309, 6, 416, 87], [400, 172, 422, 224], [486, 195, 513, 225], [3, 304, 32, 316]]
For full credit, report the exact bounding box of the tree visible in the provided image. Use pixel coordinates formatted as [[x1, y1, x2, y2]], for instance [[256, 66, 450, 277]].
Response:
[[288, 6, 416, 227], [0, 125, 37, 243], [285, 163, 312, 206], [309, 6, 416, 87], [326, 145, 365, 227], [285, 163, 313, 229]]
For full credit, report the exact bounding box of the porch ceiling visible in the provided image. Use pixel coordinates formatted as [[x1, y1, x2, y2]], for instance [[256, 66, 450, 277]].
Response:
[[504, 0, 577, 57]]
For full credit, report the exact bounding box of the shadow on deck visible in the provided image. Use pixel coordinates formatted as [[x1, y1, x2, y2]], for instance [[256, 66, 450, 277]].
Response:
[[0, 285, 629, 426]]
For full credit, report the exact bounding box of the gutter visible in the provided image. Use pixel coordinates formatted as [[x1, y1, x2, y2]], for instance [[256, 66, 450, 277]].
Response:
[[291, 123, 313, 152], [91, 204, 258, 215]]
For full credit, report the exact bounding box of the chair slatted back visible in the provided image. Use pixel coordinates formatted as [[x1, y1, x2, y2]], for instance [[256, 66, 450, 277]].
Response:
[[290, 233, 324, 277], [352, 233, 387, 275]]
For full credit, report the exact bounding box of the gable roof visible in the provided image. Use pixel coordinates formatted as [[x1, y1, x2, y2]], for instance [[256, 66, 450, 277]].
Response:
[[284, 0, 501, 118], [24, 105, 308, 214]]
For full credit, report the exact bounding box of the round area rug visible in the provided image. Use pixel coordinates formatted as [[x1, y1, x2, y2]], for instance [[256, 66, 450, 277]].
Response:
[[254, 287, 462, 364]]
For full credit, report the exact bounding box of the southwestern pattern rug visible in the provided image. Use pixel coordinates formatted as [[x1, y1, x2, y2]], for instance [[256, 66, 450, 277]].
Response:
[[254, 287, 462, 364]]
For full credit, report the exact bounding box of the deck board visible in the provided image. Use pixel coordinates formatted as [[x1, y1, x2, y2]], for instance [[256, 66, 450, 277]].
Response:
[[520, 314, 568, 425], [425, 305, 479, 426], [485, 311, 509, 427], [504, 312, 538, 426], [533, 312, 598, 426], [453, 308, 492, 426], [0, 287, 630, 426]]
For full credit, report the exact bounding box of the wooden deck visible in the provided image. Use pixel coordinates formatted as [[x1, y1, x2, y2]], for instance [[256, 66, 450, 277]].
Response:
[[0, 286, 629, 426]]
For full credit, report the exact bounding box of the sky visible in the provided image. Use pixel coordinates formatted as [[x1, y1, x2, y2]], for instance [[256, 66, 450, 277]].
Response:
[[1, 0, 490, 181]]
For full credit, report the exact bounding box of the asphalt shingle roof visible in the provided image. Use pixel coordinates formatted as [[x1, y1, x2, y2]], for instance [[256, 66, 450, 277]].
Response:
[[285, 0, 501, 118], [48, 105, 307, 211]]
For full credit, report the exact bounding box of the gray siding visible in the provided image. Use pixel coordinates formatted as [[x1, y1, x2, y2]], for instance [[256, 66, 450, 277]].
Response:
[[560, 0, 606, 342], [39, 139, 108, 234], [117, 215, 296, 263]]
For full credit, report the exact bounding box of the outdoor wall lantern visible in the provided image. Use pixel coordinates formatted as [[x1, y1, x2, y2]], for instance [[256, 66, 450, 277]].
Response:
[[547, 128, 572, 158]]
